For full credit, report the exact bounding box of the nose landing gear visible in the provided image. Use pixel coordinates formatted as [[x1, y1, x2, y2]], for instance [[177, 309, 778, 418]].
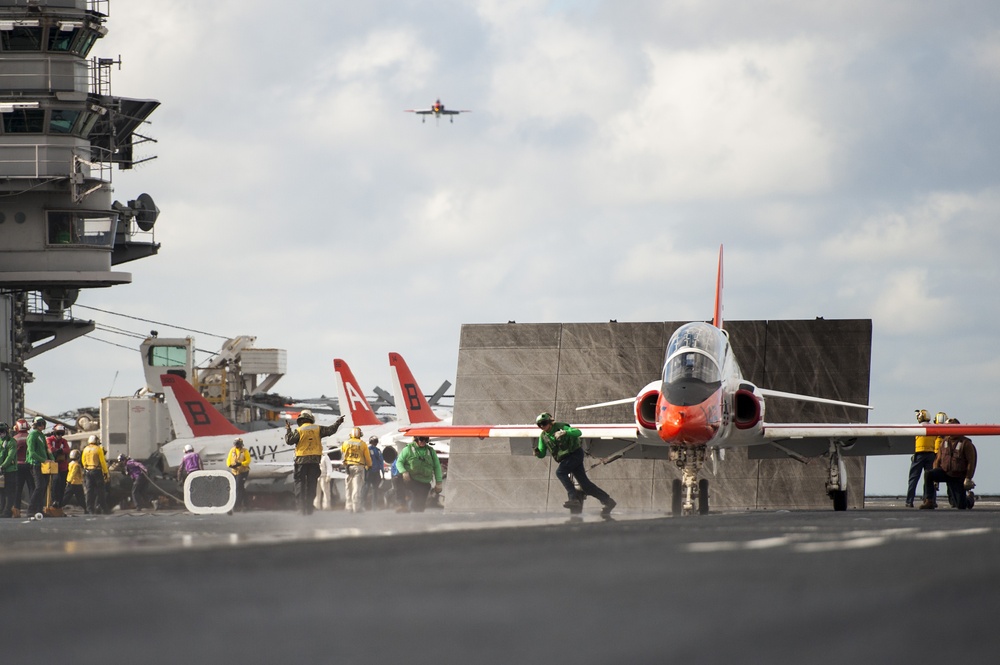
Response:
[[670, 446, 709, 516]]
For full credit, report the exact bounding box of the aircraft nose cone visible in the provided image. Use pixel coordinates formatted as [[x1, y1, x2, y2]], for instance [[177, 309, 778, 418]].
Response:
[[658, 405, 715, 445]]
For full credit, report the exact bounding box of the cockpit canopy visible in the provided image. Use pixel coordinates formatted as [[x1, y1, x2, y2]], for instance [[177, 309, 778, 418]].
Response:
[[661, 322, 724, 406]]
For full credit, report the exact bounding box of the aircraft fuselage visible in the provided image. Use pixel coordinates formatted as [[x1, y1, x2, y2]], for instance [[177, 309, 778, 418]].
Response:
[[655, 322, 745, 448]]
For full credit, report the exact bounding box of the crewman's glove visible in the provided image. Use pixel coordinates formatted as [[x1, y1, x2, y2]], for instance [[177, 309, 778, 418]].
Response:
[[433, 483, 443, 494], [336, 415, 345, 424], [554, 430, 566, 440], [402, 472, 411, 482], [964, 478, 976, 490]]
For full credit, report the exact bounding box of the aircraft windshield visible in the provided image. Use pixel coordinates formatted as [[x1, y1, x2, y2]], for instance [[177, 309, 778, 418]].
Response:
[[661, 323, 724, 406]]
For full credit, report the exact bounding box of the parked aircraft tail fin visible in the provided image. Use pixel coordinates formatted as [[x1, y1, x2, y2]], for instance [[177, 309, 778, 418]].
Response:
[[333, 359, 382, 428], [388, 352, 442, 426], [160, 374, 245, 439], [713, 244, 724, 330]]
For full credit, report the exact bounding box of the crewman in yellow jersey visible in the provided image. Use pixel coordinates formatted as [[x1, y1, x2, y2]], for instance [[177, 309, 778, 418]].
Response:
[[81, 434, 109, 515], [341, 427, 372, 513], [226, 438, 251, 512], [285, 410, 344, 515], [63, 449, 87, 512], [906, 409, 938, 507]]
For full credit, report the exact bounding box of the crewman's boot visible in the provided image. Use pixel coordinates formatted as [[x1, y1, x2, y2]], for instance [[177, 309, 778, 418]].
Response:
[[918, 499, 936, 509], [601, 498, 617, 518]]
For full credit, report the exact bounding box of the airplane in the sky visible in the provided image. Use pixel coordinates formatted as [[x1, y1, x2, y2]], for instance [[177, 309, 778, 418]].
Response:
[[402, 245, 1000, 515], [404, 99, 470, 123]]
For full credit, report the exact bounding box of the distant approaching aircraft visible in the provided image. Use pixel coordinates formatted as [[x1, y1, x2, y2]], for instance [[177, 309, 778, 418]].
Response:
[[402, 246, 1000, 514], [404, 99, 470, 123]]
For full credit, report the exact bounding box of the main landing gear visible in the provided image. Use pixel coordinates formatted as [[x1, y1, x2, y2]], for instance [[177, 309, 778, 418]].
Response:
[[826, 441, 849, 512], [670, 446, 709, 516]]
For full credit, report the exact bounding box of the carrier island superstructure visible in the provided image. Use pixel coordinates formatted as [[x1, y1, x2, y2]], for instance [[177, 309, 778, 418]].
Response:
[[0, 0, 159, 423]]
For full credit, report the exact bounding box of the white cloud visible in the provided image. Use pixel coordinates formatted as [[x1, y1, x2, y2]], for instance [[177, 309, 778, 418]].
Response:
[[597, 40, 835, 202]]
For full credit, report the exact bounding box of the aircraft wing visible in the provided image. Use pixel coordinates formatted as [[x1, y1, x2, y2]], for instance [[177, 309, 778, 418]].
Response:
[[400, 424, 637, 440], [764, 423, 1000, 438], [405, 109, 434, 115], [750, 422, 1000, 459]]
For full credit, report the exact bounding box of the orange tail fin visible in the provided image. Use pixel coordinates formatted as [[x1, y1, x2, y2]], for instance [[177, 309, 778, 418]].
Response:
[[333, 359, 382, 428], [160, 374, 245, 438], [713, 245, 724, 329], [389, 353, 441, 425]]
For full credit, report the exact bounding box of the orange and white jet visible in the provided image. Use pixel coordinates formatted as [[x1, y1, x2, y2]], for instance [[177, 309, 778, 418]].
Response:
[[402, 246, 1000, 514], [404, 99, 470, 123]]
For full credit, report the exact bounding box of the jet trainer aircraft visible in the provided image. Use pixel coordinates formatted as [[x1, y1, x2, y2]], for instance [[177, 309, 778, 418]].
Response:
[[404, 99, 470, 123], [402, 246, 1000, 514]]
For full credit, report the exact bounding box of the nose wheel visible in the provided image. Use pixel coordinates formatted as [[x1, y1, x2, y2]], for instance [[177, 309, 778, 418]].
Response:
[[670, 447, 709, 515]]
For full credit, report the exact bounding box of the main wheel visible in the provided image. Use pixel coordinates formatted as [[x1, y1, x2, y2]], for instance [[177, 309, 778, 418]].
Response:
[[831, 489, 848, 512], [671, 479, 682, 516], [698, 478, 710, 515]]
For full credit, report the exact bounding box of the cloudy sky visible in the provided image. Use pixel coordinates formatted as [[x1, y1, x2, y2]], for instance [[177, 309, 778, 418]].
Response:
[[25, 0, 1000, 495]]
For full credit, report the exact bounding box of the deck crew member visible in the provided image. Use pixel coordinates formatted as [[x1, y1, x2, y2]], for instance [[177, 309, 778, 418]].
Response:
[[46, 424, 71, 507], [63, 449, 87, 512], [395, 436, 443, 513], [341, 427, 372, 513], [921, 418, 977, 510], [81, 435, 109, 515], [0, 423, 17, 517], [906, 409, 938, 507], [285, 410, 344, 515], [535, 412, 616, 517], [226, 438, 251, 511], [26, 417, 54, 515]]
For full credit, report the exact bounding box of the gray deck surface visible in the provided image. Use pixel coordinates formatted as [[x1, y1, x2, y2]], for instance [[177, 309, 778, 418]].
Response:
[[2, 501, 997, 664]]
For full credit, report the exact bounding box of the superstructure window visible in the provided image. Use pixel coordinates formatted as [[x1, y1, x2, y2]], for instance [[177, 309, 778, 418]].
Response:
[[48, 25, 77, 52], [148, 345, 187, 368], [46, 211, 118, 248], [49, 109, 81, 133], [0, 24, 43, 51], [2, 109, 45, 133], [72, 29, 98, 56]]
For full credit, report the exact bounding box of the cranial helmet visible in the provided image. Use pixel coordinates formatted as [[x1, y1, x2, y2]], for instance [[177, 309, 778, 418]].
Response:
[[934, 412, 948, 424], [183, 444, 194, 453], [535, 412, 554, 426], [351, 427, 363, 439], [915, 409, 930, 423], [297, 409, 315, 424], [369, 436, 379, 445], [53, 424, 66, 434], [69, 449, 80, 460], [87, 434, 100, 445], [15, 419, 28, 432]]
